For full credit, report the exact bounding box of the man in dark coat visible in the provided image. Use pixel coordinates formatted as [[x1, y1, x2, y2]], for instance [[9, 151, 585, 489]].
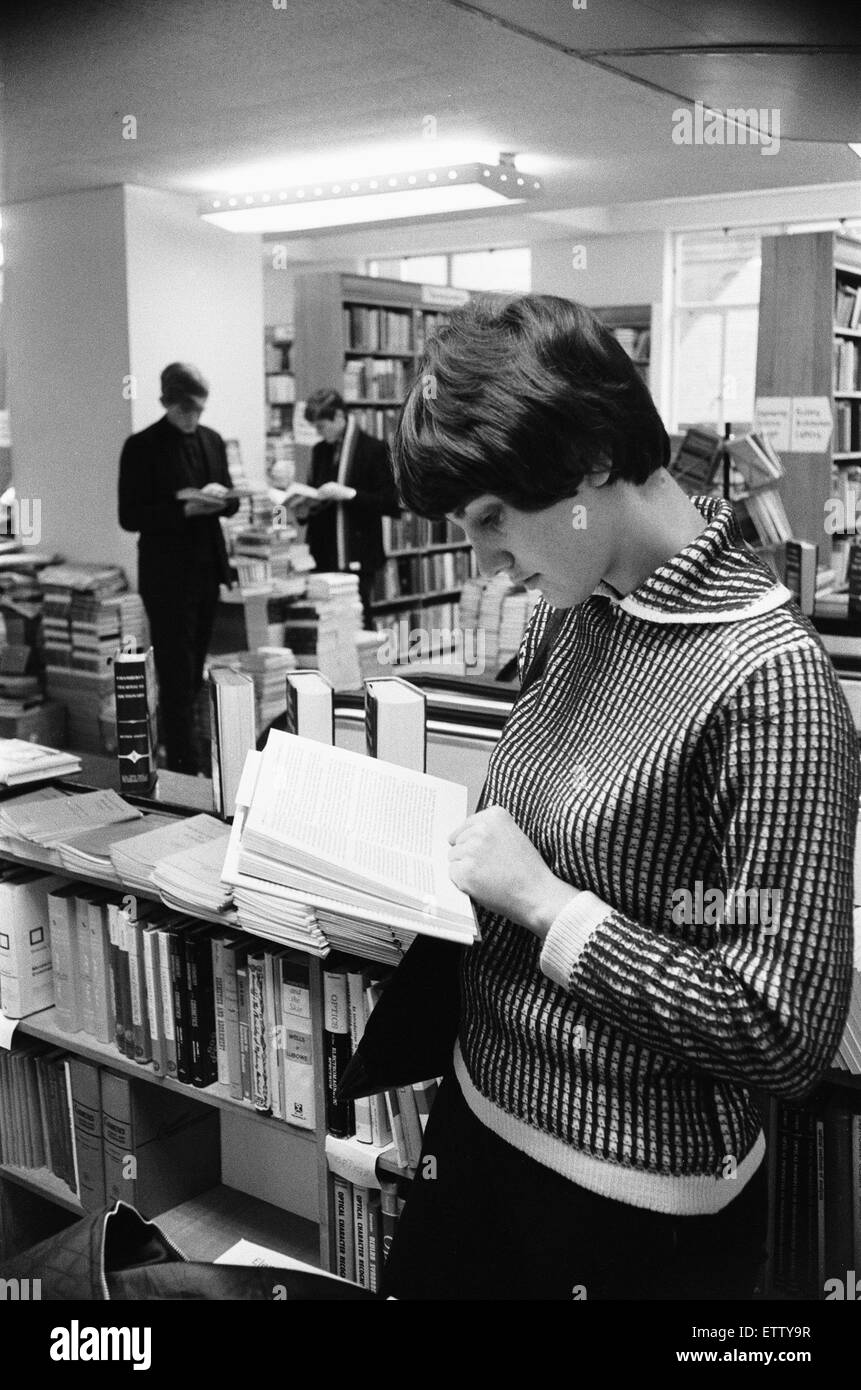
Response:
[[299, 389, 400, 627], [118, 362, 239, 772]]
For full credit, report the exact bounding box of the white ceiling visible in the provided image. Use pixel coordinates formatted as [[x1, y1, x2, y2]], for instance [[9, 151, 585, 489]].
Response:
[[1, 0, 859, 253]]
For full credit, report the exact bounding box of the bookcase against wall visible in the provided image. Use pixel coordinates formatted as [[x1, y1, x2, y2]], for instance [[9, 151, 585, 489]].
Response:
[[292, 272, 478, 637], [755, 231, 861, 560], [592, 303, 653, 394]]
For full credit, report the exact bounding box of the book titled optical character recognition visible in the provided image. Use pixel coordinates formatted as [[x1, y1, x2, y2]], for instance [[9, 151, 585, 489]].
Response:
[[236, 730, 478, 946]]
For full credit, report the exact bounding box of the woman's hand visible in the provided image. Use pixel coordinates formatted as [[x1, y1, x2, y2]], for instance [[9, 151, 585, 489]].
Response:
[[448, 805, 580, 939]]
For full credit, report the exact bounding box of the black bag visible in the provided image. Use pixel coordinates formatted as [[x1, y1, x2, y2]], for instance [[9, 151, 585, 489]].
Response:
[[0, 1201, 374, 1300], [337, 606, 567, 1102]]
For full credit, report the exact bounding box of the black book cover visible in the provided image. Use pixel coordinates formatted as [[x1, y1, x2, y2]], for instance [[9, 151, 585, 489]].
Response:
[[169, 925, 193, 1086], [114, 650, 157, 793], [185, 924, 218, 1089]]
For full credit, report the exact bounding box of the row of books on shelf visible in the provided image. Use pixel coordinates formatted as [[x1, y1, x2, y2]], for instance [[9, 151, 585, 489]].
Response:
[[835, 399, 860, 454], [343, 357, 412, 402], [373, 549, 475, 602], [264, 336, 292, 375], [347, 406, 400, 448], [330, 1171, 404, 1292], [0, 1041, 219, 1216], [381, 514, 465, 552], [833, 336, 861, 392], [343, 304, 413, 354], [373, 602, 461, 659], [415, 311, 447, 353], [835, 279, 861, 330], [764, 1089, 861, 1299]]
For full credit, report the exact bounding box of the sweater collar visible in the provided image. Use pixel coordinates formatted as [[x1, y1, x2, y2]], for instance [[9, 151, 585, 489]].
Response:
[[597, 494, 793, 626]]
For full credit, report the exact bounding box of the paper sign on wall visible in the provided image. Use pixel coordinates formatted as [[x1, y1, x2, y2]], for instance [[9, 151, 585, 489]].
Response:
[[789, 397, 833, 453], [754, 397, 791, 453]]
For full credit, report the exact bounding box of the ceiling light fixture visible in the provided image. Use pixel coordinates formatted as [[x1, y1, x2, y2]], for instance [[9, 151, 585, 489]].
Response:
[[200, 161, 543, 234]]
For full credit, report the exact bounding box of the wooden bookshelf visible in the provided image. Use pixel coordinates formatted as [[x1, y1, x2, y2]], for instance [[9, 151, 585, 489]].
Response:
[[0, 801, 413, 1276], [755, 231, 861, 558], [293, 271, 479, 647]]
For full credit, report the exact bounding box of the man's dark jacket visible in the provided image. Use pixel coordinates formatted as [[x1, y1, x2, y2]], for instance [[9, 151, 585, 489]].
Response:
[[118, 416, 239, 595], [306, 429, 400, 574]]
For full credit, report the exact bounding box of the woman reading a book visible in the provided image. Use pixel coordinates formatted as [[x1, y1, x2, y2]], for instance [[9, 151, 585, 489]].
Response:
[[381, 294, 858, 1300]]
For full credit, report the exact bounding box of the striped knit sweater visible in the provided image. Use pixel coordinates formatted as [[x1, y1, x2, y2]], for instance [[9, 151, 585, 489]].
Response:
[[455, 495, 859, 1215]]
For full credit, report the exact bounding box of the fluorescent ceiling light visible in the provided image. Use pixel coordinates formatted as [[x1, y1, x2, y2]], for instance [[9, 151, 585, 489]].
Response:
[[849, 144, 861, 158], [200, 163, 542, 234]]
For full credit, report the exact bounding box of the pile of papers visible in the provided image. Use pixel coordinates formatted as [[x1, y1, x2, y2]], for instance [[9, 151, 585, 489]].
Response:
[[57, 814, 175, 883], [0, 738, 82, 787], [151, 832, 233, 916], [108, 812, 227, 893], [220, 731, 478, 962], [0, 787, 140, 847]]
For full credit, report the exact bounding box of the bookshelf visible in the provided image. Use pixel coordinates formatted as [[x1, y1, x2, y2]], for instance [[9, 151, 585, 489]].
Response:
[[264, 324, 295, 439], [592, 304, 653, 393], [292, 271, 479, 649], [0, 796, 407, 1275], [755, 231, 861, 561]]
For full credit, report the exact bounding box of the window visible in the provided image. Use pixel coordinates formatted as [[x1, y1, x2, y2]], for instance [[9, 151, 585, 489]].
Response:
[[670, 231, 761, 434], [368, 248, 531, 293]]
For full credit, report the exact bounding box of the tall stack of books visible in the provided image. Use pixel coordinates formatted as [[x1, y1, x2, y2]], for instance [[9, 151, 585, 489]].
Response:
[[283, 575, 363, 689], [232, 524, 304, 591], [40, 565, 148, 754], [215, 647, 298, 731]]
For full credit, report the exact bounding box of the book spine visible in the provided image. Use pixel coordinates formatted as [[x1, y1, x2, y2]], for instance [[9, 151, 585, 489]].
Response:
[[170, 928, 192, 1085], [396, 1084, 423, 1170], [366, 1189, 383, 1294], [188, 930, 217, 1089], [352, 1184, 370, 1289], [68, 1057, 106, 1211], [33, 1055, 53, 1174], [22, 1053, 45, 1169], [212, 938, 229, 1087], [364, 982, 392, 1147], [118, 909, 135, 1058], [126, 911, 151, 1064], [332, 1174, 355, 1281], [236, 964, 252, 1103], [824, 1099, 854, 1286], [222, 945, 243, 1101], [61, 1059, 80, 1199], [74, 896, 96, 1037], [281, 961, 315, 1130], [265, 950, 283, 1120], [380, 1176, 401, 1268], [87, 900, 113, 1046], [852, 1111, 861, 1272], [384, 1087, 408, 1170], [142, 927, 164, 1077], [247, 952, 269, 1111], [208, 676, 225, 817], [323, 965, 353, 1138], [101, 1070, 134, 1207], [156, 928, 178, 1078], [114, 652, 157, 794], [47, 891, 79, 1033], [346, 968, 373, 1143]]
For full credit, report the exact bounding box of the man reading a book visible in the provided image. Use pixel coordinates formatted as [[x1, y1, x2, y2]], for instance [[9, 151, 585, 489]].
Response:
[[118, 362, 240, 774], [286, 389, 400, 628]]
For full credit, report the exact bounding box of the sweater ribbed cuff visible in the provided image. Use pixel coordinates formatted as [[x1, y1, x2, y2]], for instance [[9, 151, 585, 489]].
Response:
[[539, 890, 610, 987]]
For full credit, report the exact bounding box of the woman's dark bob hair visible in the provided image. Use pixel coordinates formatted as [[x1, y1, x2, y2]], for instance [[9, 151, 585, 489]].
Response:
[[392, 293, 670, 519]]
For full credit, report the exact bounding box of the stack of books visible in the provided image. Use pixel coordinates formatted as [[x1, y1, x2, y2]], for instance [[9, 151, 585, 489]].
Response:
[[670, 427, 791, 547], [215, 647, 298, 730], [283, 576, 363, 689], [0, 738, 81, 788], [40, 564, 147, 755], [497, 587, 541, 669]]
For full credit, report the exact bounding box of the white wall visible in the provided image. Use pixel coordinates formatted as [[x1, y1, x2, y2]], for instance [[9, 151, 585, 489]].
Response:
[[124, 186, 266, 486], [3, 186, 137, 574], [531, 230, 667, 415]]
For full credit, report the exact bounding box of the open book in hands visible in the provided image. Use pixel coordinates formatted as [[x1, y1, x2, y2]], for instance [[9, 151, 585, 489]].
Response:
[[175, 484, 239, 503]]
